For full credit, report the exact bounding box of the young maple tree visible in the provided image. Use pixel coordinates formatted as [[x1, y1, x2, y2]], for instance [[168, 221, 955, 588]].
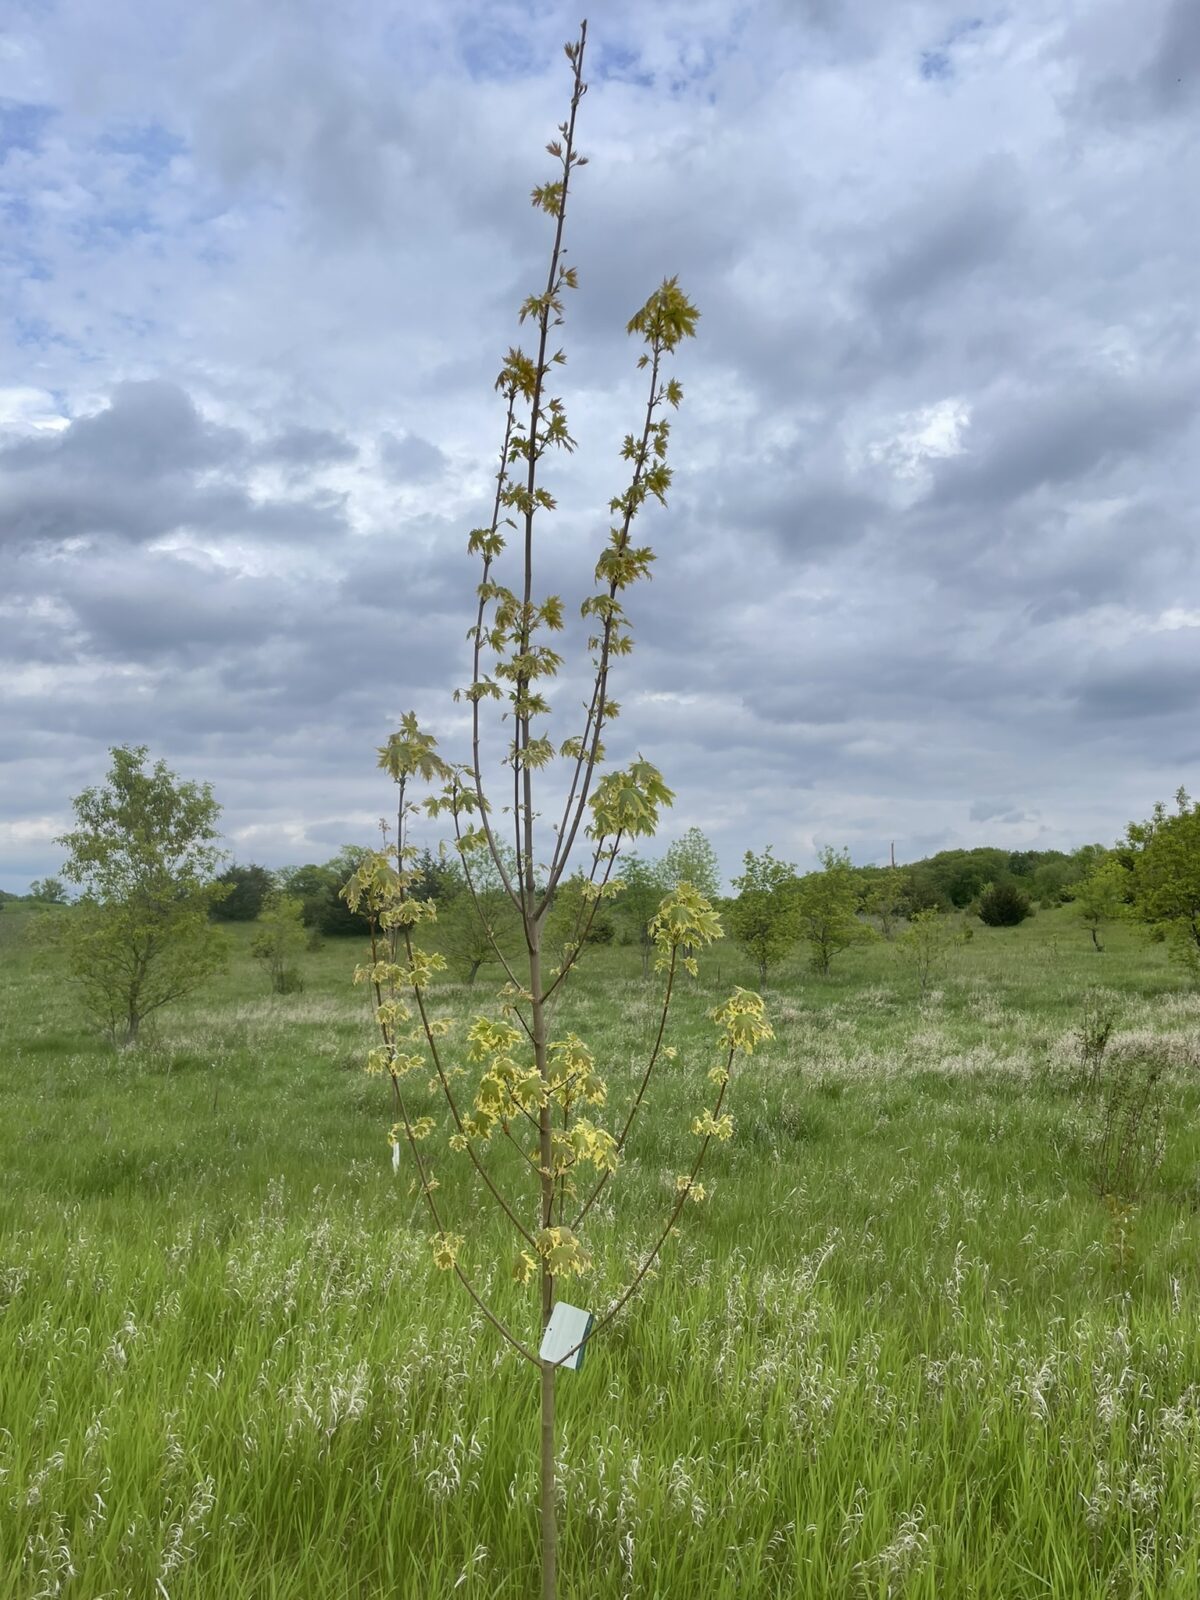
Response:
[[340, 26, 772, 1600]]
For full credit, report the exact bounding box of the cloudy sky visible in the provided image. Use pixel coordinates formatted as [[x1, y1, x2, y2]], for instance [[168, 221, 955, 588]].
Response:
[[2, 0, 1197, 894]]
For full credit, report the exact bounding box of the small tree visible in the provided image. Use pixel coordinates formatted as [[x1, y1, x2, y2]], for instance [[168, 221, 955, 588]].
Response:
[[250, 893, 307, 993], [441, 841, 520, 984], [275, 863, 337, 927], [1126, 789, 1200, 978], [978, 880, 1032, 927], [862, 863, 905, 939], [727, 846, 800, 983], [661, 825, 722, 902], [28, 877, 69, 904], [410, 846, 464, 904], [545, 869, 616, 974], [212, 862, 274, 921], [614, 853, 667, 976], [897, 907, 959, 997], [794, 846, 869, 975], [53, 745, 228, 1044], [1073, 854, 1129, 952], [339, 36, 772, 1600], [317, 846, 374, 936]]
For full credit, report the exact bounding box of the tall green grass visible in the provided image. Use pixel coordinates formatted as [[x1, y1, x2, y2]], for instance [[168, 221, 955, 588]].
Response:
[[1, 906, 1198, 1597]]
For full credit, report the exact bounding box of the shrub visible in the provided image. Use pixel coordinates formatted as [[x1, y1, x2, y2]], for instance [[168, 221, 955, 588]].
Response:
[[211, 863, 273, 921], [978, 881, 1032, 927], [250, 894, 308, 995]]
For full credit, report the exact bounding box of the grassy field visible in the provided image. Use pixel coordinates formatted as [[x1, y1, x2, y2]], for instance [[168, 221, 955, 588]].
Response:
[[1, 904, 1198, 1598]]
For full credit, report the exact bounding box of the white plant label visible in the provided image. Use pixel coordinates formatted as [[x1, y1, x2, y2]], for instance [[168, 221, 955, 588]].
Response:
[[539, 1302, 593, 1372]]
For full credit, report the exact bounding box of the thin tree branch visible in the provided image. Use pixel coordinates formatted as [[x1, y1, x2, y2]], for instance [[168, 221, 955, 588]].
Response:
[[557, 1051, 735, 1366], [541, 834, 623, 1004], [393, 1083, 538, 1366], [403, 927, 538, 1250], [469, 397, 522, 911], [539, 345, 663, 912], [572, 944, 677, 1228]]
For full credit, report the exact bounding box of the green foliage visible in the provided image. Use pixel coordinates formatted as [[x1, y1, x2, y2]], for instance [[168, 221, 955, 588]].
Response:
[[316, 847, 374, 937], [545, 871, 615, 975], [978, 880, 1033, 927], [274, 863, 337, 928], [441, 844, 521, 984], [250, 893, 307, 994], [908, 847, 1078, 910], [1073, 854, 1130, 951], [51, 744, 228, 1044], [613, 854, 667, 975], [1090, 1044, 1168, 1201], [932, 848, 1009, 908], [411, 847, 464, 904], [727, 847, 799, 983], [1073, 990, 1119, 1091], [900, 865, 951, 914], [212, 862, 274, 922], [280, 847, 467, 939], [28, 876, 69, 904], [896, 907, 960, 995], [794, 846, 871, 975], [661, 826, 721, 902], [860, 863, 905, 938], [1009, 846, 1093, 906], [1126, 788, 1200, 978]]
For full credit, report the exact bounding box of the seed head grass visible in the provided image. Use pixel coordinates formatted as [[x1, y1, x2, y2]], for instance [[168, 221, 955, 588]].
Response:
[[1, 906, 1198, 1596]]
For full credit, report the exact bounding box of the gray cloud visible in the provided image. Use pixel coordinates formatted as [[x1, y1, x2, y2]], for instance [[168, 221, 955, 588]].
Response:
[[863, 160, 1025, 313], [1074, 631, 1200, 724], [0, 381, 350, 549], [928, 373, 1196, 511], [1088, 0, 1200, 122], [260, 425, 359, 470], [377, 430, 449, 483], [1, 0, 1198, 891], [970, 801, 1036, 825]]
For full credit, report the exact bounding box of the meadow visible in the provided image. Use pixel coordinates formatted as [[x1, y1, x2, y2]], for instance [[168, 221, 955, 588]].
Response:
[[1, 905, 1198, 1599]]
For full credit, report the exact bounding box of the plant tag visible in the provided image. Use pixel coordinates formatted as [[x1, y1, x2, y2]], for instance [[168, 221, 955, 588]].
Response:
[[539, 1301, 593, 1372]]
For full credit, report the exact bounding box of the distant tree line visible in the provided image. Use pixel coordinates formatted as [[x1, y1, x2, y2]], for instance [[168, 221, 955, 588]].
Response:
[[14, 742, 1200, 1042]]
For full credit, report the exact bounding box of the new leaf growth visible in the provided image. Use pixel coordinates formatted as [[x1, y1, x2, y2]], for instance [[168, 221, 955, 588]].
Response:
[[339, 28, 771, 1600]]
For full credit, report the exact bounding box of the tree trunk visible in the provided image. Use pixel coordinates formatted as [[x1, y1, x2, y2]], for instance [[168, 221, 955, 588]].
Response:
[[540, 1356, 557, 1600], [529, 927, 557, 1600], [1090, 927, 1104, 952]]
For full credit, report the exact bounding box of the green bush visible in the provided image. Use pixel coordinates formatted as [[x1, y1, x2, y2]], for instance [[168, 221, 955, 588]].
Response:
[[212, 863, 273, 921], [978, 881, 1033, 927]]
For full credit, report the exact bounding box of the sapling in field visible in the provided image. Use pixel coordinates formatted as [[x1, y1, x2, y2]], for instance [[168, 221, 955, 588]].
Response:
[[250, 892, 307, 994], [897, 906, 960, 998], [53, 744, 228, 1045], [340, 28, 771, 1600], [794, 845, 872, 975], [728, 845, 800, 983]]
